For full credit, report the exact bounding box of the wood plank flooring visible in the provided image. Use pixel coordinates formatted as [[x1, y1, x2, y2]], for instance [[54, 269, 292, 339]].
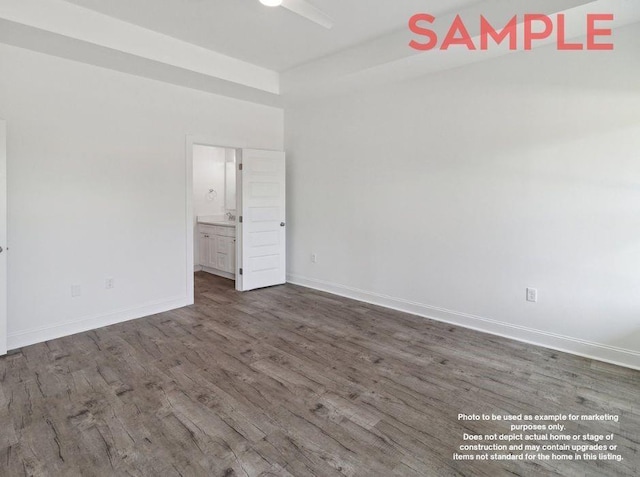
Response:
[[0, 272, 638, 476]]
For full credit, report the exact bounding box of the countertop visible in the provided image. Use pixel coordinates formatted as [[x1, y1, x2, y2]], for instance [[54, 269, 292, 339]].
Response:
[[197, 215, 236, 227]]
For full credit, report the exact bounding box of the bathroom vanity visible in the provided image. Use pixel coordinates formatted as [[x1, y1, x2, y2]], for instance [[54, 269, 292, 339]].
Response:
[[197, 217, 236, 279]]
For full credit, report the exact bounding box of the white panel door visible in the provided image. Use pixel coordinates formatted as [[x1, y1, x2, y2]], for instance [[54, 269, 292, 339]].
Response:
[[198, 232, 210, 268], [238, 149, 286, 292], [0, 120, 7, 355]]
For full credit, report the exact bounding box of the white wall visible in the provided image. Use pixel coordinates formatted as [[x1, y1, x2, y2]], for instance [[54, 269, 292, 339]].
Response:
[[0, 43, 283, 348], [285, 25, 640, 369]]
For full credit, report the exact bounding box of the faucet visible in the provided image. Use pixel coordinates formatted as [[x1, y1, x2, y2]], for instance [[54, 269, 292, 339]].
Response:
[[226, 212, 236, 221]]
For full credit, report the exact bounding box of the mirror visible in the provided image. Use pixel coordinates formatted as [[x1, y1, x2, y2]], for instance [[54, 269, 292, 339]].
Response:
[[225, 148, 237, 211]]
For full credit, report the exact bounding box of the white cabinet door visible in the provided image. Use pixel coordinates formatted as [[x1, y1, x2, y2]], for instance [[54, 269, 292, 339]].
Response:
[[238, 149, 286, 292], [198, 232, 210, 268], [206, 235, 218, 269]]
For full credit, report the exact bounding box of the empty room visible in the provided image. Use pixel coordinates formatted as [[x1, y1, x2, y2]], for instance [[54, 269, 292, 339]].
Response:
[[0, 0, 639, 475]]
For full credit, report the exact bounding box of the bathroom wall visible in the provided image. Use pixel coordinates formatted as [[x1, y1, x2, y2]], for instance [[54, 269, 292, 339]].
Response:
[[193, 145, 226, 220]]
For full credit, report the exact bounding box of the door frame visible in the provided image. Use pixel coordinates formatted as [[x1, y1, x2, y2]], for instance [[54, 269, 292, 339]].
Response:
[[185, 136, 248, 302], [0, 119, 7, 355]]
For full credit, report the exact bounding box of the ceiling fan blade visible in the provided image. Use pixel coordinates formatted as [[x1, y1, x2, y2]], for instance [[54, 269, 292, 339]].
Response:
[[281, 0, 334, 29]]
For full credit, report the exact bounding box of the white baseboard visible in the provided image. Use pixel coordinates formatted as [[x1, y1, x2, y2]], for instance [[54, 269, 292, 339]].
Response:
[[7, 295, 188, 350], [201, 266, 235, 281], [287, 274, 640, 371]]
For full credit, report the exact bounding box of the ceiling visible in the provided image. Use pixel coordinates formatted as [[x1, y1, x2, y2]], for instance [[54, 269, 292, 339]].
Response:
[[61, 0, 478, 71], [2, 0, 639, 105]]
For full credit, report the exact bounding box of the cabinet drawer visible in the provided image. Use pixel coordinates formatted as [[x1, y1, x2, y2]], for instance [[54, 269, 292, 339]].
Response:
[[216, 253, 228, 271], [218, 226, 236, 237], [198, 224, 235, 237], [198, 225, 216, 235], [215, 235, 226, 251]]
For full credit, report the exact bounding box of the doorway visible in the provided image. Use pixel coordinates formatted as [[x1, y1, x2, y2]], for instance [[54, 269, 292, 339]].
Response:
[[185, 138, 287, 303], [192, 144, 238, 283]]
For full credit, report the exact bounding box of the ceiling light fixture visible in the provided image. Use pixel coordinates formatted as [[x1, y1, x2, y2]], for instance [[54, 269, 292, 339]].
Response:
[[258, 0, 334, 29]]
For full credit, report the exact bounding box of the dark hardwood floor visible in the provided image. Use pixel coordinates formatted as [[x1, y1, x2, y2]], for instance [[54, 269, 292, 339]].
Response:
[[0, 272, 638, 476]]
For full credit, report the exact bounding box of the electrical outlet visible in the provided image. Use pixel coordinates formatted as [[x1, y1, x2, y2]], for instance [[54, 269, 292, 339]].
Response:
[[71, 285, 81, 298], [526, 288, 538, 303], [311, 253, 318, 264], [105, 278, 115, 289]]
